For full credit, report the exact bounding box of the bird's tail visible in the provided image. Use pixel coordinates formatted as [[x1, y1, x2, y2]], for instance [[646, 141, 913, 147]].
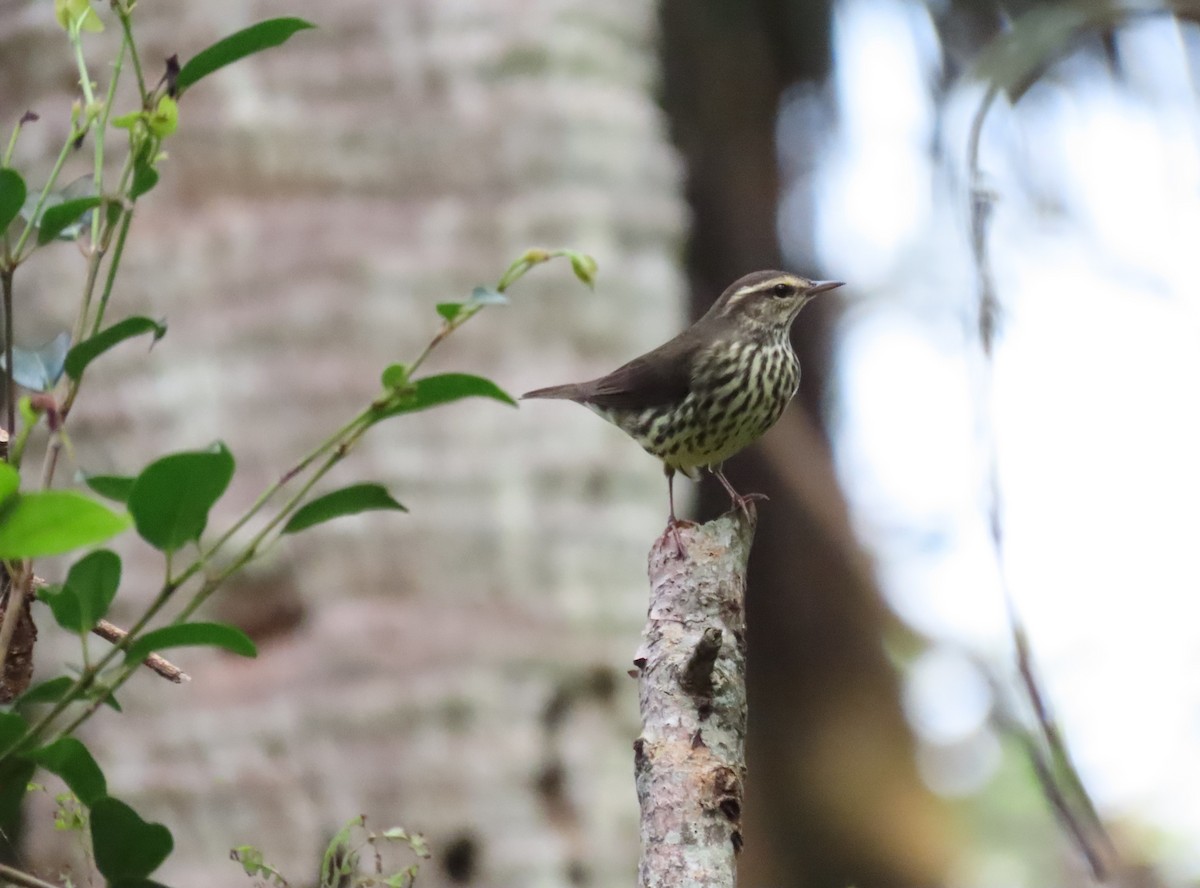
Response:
[[521, 382, 587, 400]]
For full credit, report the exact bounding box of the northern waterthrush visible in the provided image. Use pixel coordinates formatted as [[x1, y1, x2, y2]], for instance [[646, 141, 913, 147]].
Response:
[[523, 271, 843, 547]]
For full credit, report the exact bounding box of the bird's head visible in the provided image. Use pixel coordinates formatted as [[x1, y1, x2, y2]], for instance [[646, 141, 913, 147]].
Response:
[[712, 270, 843, 332]]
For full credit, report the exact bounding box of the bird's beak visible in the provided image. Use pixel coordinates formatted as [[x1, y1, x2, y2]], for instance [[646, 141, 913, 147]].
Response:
[[808, 280, 845, 295]]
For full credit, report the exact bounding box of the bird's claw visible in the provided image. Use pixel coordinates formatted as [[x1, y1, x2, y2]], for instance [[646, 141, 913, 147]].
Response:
[[730, 491, 767, 519], [663, 518, 698, 559]]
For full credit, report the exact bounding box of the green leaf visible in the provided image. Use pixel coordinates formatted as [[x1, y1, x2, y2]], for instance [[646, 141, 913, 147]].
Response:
[[563, 250, 598, 288], [65, 316, 167, 381], [68, 549, 122, 626], [45, 549, 121, 632], [55, 0, 103, 33], [36, 195, 102, 245], [18, 395, 39, 430], [111, 110, 142, 130], [130, 162, 159, 200], [1, 331, 71, 391], [282, 483, 406, 535], [39, 584, 80, 634], [147, 95, 178, 137], [384, 867, 420, 887], [177, 18, 316, 93], [435, 302, 462, 322], [89, 683, 121, 712], [83, 473, 136, 503], [82, 475, 136, 504], [91, 796, 174, 881], [127, 443, 234, 552], [0, 491, 131, 558], [16, 675, 75, 706], [125, 622, 257, 662], [232, 845, 279, 879], [0, 711, 29, 750], [380, 363, 409, 390], [0, 463, 19, 504], [28, 737, 106, 805], [0, 758, 35, 827], [39, 550, 123, 632], [376, 373, 516, 419], [0, 168, 26, 231]]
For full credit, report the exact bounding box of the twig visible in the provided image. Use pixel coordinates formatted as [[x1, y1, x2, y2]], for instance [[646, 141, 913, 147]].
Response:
[[966, 83, 1118, 880], [634, 508, 755, 887], [27, 576, 189, 683], [0, 862, 65, 888], [2, 267, 14, 441], [966, 82, 1001, 356], [1009, 613, 1116, 870], [92, 619, 190, 683]]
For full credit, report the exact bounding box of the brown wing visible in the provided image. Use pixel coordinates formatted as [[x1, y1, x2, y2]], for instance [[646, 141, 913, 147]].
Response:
[[570, 329, 698, 410], [523, 323, 706, 408]]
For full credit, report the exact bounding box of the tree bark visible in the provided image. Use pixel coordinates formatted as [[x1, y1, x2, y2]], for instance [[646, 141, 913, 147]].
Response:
[[635, 510, 753, 888]]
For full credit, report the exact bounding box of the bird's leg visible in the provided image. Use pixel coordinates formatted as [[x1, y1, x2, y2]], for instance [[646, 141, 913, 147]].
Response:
[[662, 465, 695, 558], [667, 465, 680, 525], [712, 464, 767, 519]]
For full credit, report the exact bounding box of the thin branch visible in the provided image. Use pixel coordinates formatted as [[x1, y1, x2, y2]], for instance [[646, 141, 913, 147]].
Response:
[[635, 508, 755, 887], [2, 267, 14, 442], [116, 7, 148, 103], [93, 618, 190, 683], [24, 577, 189, 683], [1007, 611, 1116, 869], [0, 861, 66, 888], [966, 82, 1001, 356], [965, 81, 1119, 881]]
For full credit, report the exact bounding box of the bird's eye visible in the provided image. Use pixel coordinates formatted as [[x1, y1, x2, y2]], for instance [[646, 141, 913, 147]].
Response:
[[772, 282, 792, 297]]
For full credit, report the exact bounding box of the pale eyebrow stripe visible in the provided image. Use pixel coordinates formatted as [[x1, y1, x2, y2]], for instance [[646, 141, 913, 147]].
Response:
[[723, 276, 796, 309]]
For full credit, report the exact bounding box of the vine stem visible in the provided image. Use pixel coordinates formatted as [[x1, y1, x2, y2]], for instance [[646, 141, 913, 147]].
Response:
[[69, 22, 96, 108], [86, 205, 133, 340], [73, 39, 127, 341], [2, 267, 13, 441], [965, 79, 1116, 880], [11, 134, 78, 261], [177, 441, 359, 623], [116, 6, 148, 104], [2, 117, 26, 168], [48, 429, 366, 743], [12, 408, 373, 751], [10, 251, 586, 752], [186, 256, 530, 571], [187, 408, 375, 575]]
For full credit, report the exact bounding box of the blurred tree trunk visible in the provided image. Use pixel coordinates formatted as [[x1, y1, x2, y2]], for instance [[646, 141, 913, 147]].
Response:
[[1, 2, 685, 886], [659, 1, 951, 885]]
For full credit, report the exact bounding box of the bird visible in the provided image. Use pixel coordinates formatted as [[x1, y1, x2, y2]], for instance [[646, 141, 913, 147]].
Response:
[[522, 270, 844, 553]]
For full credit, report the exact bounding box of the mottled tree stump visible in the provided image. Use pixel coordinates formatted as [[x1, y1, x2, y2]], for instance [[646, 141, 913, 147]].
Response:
[[634, 508, 754, 888]]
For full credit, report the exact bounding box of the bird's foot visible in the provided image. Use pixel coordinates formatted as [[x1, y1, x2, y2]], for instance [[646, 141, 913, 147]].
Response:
[[729, 491, 768, 520], [662, 518, 698, 559], [710, 466, 766, 520]]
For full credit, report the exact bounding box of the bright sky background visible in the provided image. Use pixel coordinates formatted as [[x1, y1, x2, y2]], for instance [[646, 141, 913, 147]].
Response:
[[783, 0, 1200, 882]]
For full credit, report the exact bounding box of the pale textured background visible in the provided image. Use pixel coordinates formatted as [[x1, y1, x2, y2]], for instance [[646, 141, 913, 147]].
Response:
[[1, 1, 687, 885]]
